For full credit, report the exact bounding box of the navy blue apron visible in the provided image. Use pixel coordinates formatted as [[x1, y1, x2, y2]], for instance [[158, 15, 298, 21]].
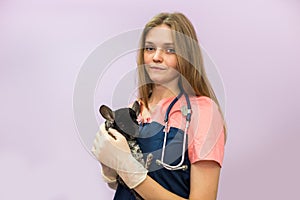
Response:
[[113, 121, 190, 200]]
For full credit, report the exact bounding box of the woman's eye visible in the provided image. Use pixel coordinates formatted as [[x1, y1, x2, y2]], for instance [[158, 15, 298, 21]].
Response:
[[166, 48, 176, 54], [144, 46, 155, 52]]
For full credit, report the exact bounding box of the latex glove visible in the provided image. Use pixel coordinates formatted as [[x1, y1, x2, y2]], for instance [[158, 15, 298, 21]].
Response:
[[92, 123, 148, 189]]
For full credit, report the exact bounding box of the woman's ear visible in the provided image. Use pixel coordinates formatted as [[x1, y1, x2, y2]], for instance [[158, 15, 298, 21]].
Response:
[[131, 101, 140, 117], [99, 105, 115, 121]]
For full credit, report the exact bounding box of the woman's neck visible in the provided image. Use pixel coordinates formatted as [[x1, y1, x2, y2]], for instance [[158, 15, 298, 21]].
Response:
[[149, 84, 180, 105]]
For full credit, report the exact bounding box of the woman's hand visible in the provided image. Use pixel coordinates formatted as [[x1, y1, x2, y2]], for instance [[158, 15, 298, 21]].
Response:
[[92, 123, 130, 157], [91, 123, 148, 189]]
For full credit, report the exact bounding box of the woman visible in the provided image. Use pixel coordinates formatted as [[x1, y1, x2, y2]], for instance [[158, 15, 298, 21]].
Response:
[[92, 12, 226, 200]]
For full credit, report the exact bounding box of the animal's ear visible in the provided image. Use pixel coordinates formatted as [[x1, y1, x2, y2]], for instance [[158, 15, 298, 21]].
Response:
[[131, 101, 140, 116], [99, 105, 114, 121]]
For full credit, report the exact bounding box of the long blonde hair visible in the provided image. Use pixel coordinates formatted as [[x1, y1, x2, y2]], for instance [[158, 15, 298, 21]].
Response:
[[137, 12, 227, 136]]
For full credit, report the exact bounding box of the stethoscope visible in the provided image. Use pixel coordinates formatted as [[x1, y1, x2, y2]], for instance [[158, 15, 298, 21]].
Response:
[[156, 89, 192, 171]]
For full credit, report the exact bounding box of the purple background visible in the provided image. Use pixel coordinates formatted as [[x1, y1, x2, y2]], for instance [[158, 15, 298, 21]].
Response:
[[1, 0, 300, 199]]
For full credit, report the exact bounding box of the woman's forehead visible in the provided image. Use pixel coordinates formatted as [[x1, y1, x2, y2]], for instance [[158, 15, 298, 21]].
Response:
[[145, 24, 174, 45]]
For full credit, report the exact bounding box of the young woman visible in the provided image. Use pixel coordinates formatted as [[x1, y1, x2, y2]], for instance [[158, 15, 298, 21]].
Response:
[[92, 12, 226, 200]]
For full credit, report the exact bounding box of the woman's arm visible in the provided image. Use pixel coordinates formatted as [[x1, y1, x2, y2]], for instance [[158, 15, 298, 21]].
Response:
[[134, 176, 187, 200], [134, 161, 220, 200], [189, 161, 221, 200]]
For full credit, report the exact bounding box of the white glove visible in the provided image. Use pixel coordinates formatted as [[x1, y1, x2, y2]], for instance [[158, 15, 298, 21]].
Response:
[[92, 123, 148, 189]]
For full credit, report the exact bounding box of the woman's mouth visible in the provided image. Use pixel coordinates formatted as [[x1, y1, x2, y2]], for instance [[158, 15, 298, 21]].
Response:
[[149, 65, 166, 70]]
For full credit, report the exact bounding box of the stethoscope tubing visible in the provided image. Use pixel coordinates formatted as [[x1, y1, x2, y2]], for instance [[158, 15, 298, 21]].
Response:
[[156, 90, 192, 171]]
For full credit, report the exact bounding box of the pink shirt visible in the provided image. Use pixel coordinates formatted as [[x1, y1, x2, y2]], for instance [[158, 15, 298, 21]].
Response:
[[138, 96, 225, 167]]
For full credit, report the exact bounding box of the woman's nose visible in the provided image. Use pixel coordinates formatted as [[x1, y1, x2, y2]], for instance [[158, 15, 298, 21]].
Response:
[[152, 49, 163, 63]]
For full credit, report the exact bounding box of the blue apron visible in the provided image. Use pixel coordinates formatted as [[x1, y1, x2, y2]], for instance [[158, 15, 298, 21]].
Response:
[[113, 121, 190, 200]]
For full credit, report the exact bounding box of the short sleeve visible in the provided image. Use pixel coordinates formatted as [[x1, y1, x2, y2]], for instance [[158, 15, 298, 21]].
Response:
[[188, 97, 225, 167]]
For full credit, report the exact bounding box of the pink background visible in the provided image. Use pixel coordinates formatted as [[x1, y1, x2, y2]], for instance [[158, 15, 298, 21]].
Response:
[[1, 0, 300, 199]]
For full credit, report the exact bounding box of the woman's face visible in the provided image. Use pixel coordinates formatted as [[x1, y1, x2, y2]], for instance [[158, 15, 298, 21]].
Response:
[[143, 24, 179, 87]]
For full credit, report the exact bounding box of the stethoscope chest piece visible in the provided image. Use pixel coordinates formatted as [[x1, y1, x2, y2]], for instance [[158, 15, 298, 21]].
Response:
[[180, 105, 189, 116]]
